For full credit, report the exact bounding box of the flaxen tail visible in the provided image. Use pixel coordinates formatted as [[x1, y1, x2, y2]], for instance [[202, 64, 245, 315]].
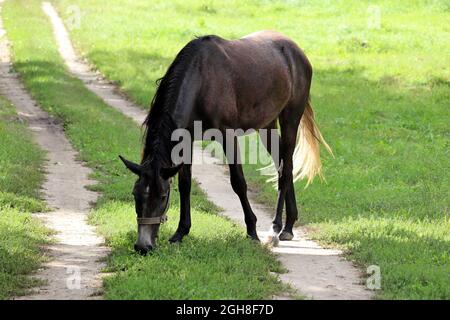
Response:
[[261, 98, 333, 187], [292, 98, 333, 186]]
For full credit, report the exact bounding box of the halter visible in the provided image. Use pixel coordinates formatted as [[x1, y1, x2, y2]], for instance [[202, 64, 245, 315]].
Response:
[[137, 214, 168, 225], [136, 188, 170, 225]]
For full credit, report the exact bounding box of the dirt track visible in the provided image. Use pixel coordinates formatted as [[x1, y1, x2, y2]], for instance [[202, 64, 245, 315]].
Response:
[[42, 2, 373, 300], [0, 2, 108, 300]]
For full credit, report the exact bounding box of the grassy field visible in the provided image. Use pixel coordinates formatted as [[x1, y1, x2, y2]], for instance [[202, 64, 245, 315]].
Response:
[[51, 0, 450, 299], [2, 0, 286, 299], [0, 96, 50, 299]]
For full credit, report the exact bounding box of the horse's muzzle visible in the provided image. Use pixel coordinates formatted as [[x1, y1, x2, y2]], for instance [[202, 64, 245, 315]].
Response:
[[134, 243, 153, 255], [135, 222, 160, 255]]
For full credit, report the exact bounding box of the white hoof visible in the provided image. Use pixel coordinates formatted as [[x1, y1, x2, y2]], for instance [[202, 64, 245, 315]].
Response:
[[265, 233, 280, 247], [271, 234, 280, 247]]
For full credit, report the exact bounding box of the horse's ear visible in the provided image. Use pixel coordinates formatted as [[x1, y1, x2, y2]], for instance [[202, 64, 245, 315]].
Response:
[[160, 163, 183, 180], [119, 155, 142, 176]]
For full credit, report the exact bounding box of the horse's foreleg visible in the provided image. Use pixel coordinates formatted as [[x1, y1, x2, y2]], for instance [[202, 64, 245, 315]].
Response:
[[224, 136, 259, 241], [229, 163, 259, 241], [169, 164, 192, 243]]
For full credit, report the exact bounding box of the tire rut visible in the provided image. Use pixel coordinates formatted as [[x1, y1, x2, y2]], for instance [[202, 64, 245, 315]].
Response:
[[0, 2, 109, 300]]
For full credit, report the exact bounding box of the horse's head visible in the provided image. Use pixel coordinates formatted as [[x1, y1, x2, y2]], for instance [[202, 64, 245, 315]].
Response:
[[119, 155, 182, 255]]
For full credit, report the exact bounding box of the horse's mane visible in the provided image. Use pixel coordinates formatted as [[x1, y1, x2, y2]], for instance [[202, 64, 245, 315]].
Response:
[[142, 36, 212, 167]]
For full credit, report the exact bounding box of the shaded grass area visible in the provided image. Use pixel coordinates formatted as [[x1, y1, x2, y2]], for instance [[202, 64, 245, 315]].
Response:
[[2, 0, 286, 299], [0, 96, 50, 299], [52, 0, 450, 299], [0, 97, 46, 212]]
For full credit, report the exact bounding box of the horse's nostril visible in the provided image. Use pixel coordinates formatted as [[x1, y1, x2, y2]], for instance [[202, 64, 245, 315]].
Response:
[[134, 243, 153, 255]]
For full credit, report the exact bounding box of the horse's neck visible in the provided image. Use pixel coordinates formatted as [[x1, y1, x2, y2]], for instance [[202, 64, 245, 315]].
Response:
[[143, 64, 199, 163], [169, 67, 201, 129]]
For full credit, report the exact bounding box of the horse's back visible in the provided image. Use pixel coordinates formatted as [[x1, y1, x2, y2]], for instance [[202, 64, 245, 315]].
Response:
[[193, 32, 311, 129]]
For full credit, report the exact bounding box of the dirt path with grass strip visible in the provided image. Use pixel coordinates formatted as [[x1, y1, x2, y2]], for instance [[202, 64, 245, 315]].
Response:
[[43, 1, 373, 300], [0, 2, 108, 300]]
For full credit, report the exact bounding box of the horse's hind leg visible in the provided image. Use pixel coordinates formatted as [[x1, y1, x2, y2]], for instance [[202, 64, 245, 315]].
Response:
[[282, 178, 298, 240], [277, 102, 304, 241], [222, 135, 259, 241], [259, 121, 283, 235]]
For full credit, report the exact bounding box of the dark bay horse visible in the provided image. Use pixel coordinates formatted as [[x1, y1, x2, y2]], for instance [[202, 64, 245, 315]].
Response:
[[119, 31, 332, 254]]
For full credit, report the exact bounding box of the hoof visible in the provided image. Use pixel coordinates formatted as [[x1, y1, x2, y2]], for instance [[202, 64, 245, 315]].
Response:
[[169, 232, 184, 243], [266, 234, 280, 247], [134, 243, 153, 255], [279, 230, 294, 241]]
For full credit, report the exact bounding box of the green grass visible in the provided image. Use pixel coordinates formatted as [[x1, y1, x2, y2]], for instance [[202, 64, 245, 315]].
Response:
[[2, 0, 286, 299], [0, 96, 50, 299], [51, 0, 450, 299], [93, 202, 284, 299]]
